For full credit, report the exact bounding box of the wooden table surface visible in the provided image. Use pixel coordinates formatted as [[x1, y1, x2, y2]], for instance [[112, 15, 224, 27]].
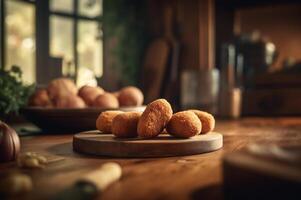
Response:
[[1, 117, 301, 200]]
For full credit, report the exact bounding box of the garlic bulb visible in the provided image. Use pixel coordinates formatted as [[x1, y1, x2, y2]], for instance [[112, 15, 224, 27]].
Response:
[[17, 152, 47, 168], [0, 121, 20, 162]]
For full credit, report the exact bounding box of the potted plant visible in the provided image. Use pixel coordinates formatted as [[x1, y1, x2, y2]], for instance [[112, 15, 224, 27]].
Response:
[[0, 66, 35, 123]]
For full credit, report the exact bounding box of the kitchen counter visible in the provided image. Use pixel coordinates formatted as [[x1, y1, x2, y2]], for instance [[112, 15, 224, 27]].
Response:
[[1, 117, 301, 200]]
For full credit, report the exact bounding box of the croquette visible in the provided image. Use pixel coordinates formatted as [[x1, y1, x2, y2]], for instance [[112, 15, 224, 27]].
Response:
[[96, 111, 124, 133], [137, 99, 173, 138], [112, 112, 142, 138], [117, 86, 144, 107], [93, 93, 119, 109], [189, 110, 215, 134], [166, 111, 202, 138]]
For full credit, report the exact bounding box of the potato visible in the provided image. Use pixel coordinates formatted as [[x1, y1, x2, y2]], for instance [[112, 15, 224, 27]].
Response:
[[112, 91, 120, 98], [166, 111, 202, 138], [93, 93, 119, 109], [189, 110, 215, 134], [112, 112, 142, 138], [117, 86, 144, 107], [78, 85, 105, 106], [96, 111, 124, 133], [54, 95, 86, 108], [137, 99, 173, 138], [47, 78, 78, 100], [29, 89, 52, 107]]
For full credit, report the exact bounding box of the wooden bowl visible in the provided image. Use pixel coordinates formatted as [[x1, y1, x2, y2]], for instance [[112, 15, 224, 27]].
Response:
[[21, 106, 146, 133]]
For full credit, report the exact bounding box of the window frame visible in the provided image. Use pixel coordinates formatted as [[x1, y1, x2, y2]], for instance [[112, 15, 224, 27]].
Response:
[[0, 0, 4, 69], [0, 0, 102, 85], [49, 0, 102, 82], [0, 0, 36, 70]]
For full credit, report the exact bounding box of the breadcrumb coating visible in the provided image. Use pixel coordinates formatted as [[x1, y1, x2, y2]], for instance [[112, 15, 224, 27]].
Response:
[[166, 111, 202, 138], [112, 112, 142, 138], [137, 99, 173, 138], [96, 111, 124, 133], [189, 110, 215, 134]]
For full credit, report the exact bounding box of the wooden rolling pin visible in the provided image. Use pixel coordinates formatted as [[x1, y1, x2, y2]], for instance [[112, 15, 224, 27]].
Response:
[[52, 162, 122, 200]]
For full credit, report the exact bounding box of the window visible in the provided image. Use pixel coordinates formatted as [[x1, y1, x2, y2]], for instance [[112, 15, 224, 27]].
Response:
[[2, 0, 36, 84], [0, 0, 103, 86], [49, 0, 103, 87]]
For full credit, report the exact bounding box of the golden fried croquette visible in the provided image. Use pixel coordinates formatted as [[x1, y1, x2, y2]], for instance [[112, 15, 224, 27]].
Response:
[[117, 86, 144, 107], [93, 93, 119, 109], [189, 110, 215, 134], [29, 89, 53, 107], [54, 95, 86, 108], [78, 85, 105, 106], [137, 99, 173, 138], [166, 111, 202, 138], [96, 111, 124, 133], [112, 112, 142, 138], [47, 78, 78, 100]]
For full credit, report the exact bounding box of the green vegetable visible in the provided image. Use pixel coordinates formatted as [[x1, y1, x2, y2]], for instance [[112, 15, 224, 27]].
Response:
[[0, 66, 35, 115]]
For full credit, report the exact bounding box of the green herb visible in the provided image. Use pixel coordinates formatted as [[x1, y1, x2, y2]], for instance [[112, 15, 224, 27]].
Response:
[[0, 66, 35, 115]]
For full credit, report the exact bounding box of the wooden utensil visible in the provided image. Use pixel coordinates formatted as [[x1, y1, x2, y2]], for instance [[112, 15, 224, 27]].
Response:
[[140, 38, 170, 103], [73, 131, 223, 158], [161, 5, 181, 109], [52, 162, 122, 200]]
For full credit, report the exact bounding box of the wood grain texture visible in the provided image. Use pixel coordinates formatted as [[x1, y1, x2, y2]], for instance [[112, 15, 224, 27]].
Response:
[[140, 38, 170, 103], [242, 88, 301, 115], [199, 0, 215, 69], [148, 0, 215, 70], [73, 131, 223, 157], [223, 145, 301, 199], [1, 118, 301, 200]]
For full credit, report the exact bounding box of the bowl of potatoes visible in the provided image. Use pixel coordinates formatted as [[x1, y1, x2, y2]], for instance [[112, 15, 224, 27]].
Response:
[[22, 78, 145, 133]]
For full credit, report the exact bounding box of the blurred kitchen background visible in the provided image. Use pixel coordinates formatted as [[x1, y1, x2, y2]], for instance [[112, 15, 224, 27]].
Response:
[[1, 0, 301, 116]]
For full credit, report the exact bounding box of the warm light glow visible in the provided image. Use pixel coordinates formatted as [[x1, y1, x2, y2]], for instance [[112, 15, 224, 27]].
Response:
[[5, 1, 36, 84], [77, 67, 97, 87], [22, 38, 35, 50]]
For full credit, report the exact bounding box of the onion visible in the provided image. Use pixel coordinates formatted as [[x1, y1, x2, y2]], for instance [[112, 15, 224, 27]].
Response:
[[0, 121, 20, 162]]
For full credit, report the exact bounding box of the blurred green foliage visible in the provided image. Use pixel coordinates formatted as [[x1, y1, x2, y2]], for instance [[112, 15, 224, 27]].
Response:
[[0, 66, 35, 115], [103, 0, 150, 85]]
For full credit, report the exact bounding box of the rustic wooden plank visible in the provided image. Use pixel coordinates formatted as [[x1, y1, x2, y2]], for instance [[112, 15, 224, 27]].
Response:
[[1, 118, 301, 200], [199, 0, 215, 69]]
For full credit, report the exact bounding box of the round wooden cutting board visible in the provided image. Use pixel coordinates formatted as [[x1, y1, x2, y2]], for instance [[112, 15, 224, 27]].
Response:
[[73, 131, 223, 158]]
